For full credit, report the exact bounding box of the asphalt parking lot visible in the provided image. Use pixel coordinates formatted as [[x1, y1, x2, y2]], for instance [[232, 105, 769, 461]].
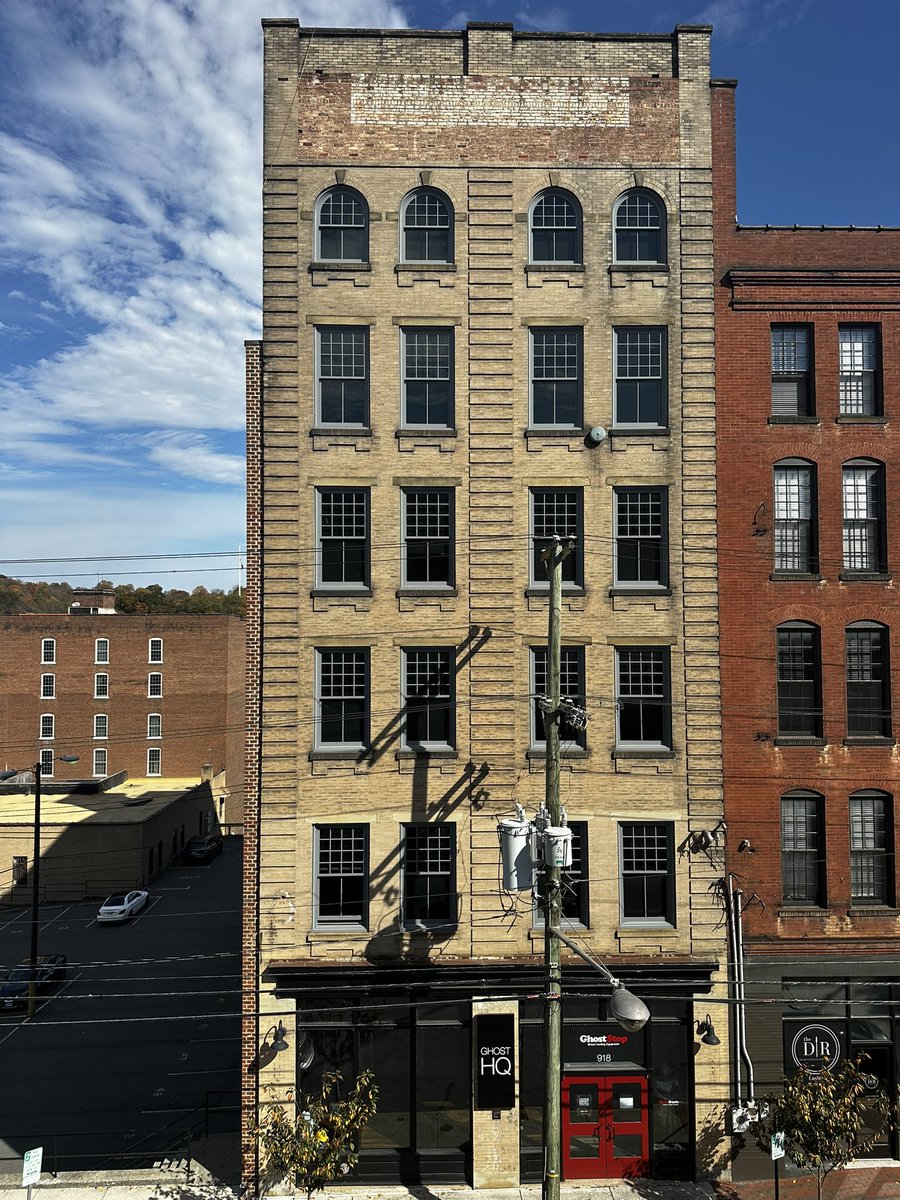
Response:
[[0, 837, 241, 1177]]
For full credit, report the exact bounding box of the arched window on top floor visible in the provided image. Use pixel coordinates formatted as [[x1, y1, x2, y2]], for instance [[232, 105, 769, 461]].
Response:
[[613, 188, 666, 264], [529, 188, 582, 264], [315, 186, 369, 263], [400, 188, 453, 263]]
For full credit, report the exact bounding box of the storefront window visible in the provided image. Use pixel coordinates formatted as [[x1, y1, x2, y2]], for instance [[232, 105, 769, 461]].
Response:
[[359, 1026, 413, 1149], [519, 1023, 546, 1180], [782, 980, 846, 1014], [650, 1019, 690, 1175], [415, 1024, 469, 1148]]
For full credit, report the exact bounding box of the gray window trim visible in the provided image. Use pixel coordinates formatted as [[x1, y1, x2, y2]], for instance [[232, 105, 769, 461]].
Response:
[[614, 646, 672, 750], [313, 823, 370, 931], [314, 185, 369, 264], [781, 789, 825, 907], [399, 187, 454, 264], [533, 820, 590, 929], [314, 325, 370, 429], [613, 486, 669, 589], [401, 646, 456, 751], [528, 486, 583, 589], [528, 326, 583, 429], [529, 645, 587, 749], [401, 822, 458, 930], [315, 486, 370, 590], [773, 459, 817, 574], [849, 789, 892, 905], [618, 820, 675, 927], [314, 647, 370, 752], [401, 487, 454, 589], [400, 326, 455, 429], [612, 188, 667, 266], [613, 325, 668, 429], [842, 458, 887, 574], [528, 187, 583, 266]]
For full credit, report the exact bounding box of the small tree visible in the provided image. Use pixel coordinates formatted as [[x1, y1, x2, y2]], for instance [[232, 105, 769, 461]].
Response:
[[751, 1057, 888, 1200], [254, 1070, 378, 1200]]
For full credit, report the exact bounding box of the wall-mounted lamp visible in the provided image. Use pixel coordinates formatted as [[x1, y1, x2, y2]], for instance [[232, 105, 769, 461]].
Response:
[[263, 1020, 289, 1053], [696, 1014, 721, 1046]]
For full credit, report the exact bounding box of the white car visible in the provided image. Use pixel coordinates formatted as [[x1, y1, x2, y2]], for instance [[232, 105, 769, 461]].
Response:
[[97, 890, 149, 923]]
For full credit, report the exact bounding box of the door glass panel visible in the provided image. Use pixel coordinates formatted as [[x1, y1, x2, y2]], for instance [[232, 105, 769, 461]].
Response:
[[359, 1027, 411, 1148], [569, 1083, 599, 1123], [416, 1024, 469, 1148], [613, 1133, 643, 1159], [853, 1045, 892, 1151], [569, 1134, 601, 1158], [611, 1082, 642, 1122], [851, 1019, 891, 1042]]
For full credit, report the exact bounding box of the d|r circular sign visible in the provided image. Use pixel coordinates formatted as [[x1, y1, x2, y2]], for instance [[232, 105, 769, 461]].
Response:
[[790, 1024, 841, 1075]]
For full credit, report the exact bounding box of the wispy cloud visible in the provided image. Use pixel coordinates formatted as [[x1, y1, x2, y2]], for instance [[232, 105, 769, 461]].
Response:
[[689, 0, 812, 43]]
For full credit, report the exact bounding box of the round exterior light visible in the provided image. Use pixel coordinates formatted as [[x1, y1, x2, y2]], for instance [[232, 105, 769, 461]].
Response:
[[609, 983, 650, 1032]]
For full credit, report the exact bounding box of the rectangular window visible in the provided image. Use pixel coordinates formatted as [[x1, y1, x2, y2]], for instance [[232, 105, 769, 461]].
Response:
[[839, 326, 880, 416], [316, 326, 368, 427], [40, 674, 55, 700], [846, 626, 892, 738], [776, 625, 821, 739], [41, 639, 55, 665], [774, 464, 816, 573], [614, 327, 667, 428], [39, 749, 54, 777], [39, 713, 54, 740], [148, 713, 162, 739], [148, 672, 162, 698], [94, 673, 109, 699], [615, 648, 671, 749], [315, 824, 369, 928], [93, 714, 108, 739], [530, 327, 582, 427], [93, 747, 107, 777], [781, 794, 824, 906], [402, 648, 454, 750], [316, 649, 368, 749], [95, 638, 109, 664], [619, 822, 675, 925], [317, 488, 369, 589], [147, 748, 161, 776], [613, 487, 668, 588], [402, 328, 453, 428], [403, 823, 456, 927], [529, 488, 582, 588], [402, 488, 453, 588], [842, 463, 885, 573], [530, 646, 586, 748], [148, 637, 163, 663], [534, 821, 589, 927], [12, 856, 27, 887], [850, 793, 891, 904], [771, 325, 812, 417]]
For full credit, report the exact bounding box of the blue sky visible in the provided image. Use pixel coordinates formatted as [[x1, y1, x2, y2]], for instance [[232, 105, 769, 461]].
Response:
[[1, 0, 897, 589]]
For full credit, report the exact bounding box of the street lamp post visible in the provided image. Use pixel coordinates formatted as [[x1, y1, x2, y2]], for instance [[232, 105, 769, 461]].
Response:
[[0, 754, 79, 1018]]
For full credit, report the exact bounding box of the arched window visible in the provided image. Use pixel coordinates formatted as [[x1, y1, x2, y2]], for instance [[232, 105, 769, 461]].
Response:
[[842, 459, 886, 574], [849, 790, 892, 904], [529, 189, 582, 264], [846, 621, 891, 739], [400, 188, 453, 263], [613, 188, 666, 264], [776, 621, 822, 740], [781, 790, 825, 906], [773, 458, 817, 575], [315, 186, 369, 263]]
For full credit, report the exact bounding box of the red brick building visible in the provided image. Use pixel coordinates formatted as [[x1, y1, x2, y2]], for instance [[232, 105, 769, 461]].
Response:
[[0, 588, 245, 827], [714, 80, 900, 1174]]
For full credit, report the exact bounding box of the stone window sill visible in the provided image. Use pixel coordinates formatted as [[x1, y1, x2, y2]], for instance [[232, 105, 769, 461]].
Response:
[[396, 587, 457, 598], [395, 749, 459, 760], [836, 415, 887, 424], [395, 262, 456, 273], [612, 748, 675, 760], [310, 588, 372, 598], [609, 586, 672, 597], [308, 749, 366, 761], [770, 572, 822, 583], [773, 737, 827, 748], [616, 923, 678, 936], [850, 906, 900, 916], [310, 426, 372, 438], [842, 737, 896, 747], [608, 263, 669, 275], [309, 261, 371, 272], [608, 426, 670, 438], [840, 571, 890, 583], [395, 428, 457, 439], [777, 907, 829, 918], [525, 586, 586, 598], [525, 748, 590, 760], [524, 427, 587, 439]]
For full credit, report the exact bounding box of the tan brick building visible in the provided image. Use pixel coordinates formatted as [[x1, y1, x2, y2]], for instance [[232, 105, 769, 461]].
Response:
[[245, 20, 728, 1190], [0, 590, 245, 828]]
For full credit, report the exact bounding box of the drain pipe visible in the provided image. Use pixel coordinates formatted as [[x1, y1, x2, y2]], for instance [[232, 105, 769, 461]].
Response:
[[732, 876, 755, 1102], [724, 874, 743, 1105]]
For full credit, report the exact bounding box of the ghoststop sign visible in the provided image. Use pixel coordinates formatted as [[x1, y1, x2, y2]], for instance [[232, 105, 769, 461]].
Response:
[[474, 1013, 516, 1109]]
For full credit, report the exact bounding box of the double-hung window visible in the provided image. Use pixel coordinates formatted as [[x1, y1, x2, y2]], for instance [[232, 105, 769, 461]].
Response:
[[614, 327, 666, 428], [39, 713, 54, 741], [529, 488, 582, 588], [148, 672, 162, 698], [402, 648, 454, 750], [402, 328, 453, 428], [148, 713, 162, 739], [402, 488, 453, 588], [773, 460, 817, 574], [40, 674, 55, 700], [839, 326, 880, 416], [316, 488, 369, 589], [400, 188, 453, 263], [316, 327, 368, 427], [315, 186, 368, 263], [530, 645, 586, 749], [781, 791, 825, 906], [39, 749, 54, 777], [148, 638, 163, 663], [771, 325, 813, 417], [530, 327, 581, 428], [534, 821, 589, 927], [94, 673, 109, 700], [93, 747, 107, 777], [846, 622, 892, 739], [842, 460, 886, 574], [529, 189, 582, 264], [316, 649, 368, 750], [619, 822, 675, 925], [402, 823, 456, 927], [93, 714, 108, 740], [147, 748, 161, 776], [613, 487, 668, 588], [850, 791, 892, 905], [314, 824, 369, 928], [776, 622, 822, 739], [41, 639, 55, 665], [613, 189, 666, 264], [95, 638, 110, 664], [615, 648, 671, 749]]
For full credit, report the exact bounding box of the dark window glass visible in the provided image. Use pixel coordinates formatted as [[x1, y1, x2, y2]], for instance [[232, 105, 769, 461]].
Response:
[[403, 489, 453, 587], [531, 646, 586, 749], [318, 649, 368, 747], [620, 822, 674, 923], [402, 188, 452, 262], [771, 326, 812, 417], [614, 189, 665, 263], [317, 327, 368, 426], [850, 792, 892, 904], [318, 488, 369, 587], [403, 328, 453, 427], [317, 187, 368, 262], [614, 327, 666, 427], [614, 487, 667, 586], [415, 1024, 469, 1149], [846, 624, 891, 738], [774, 463, 817, 573], [316, 824, 368, 925], [530, 488, 582, 586], [781, 793, 824, 905], [616, 648, 670, 747], [776, 624, 822, 738], [403, 824, 456, 925], [403, 648, 454, 748], [12, 856, 27, 887], [531, 328, 581, 427], [840, 326, 880, 416], [359, 1026, 411, 1147], [531, 189, 581, 264], [534, 821, 589, 926], [842, 461, 886, 573]]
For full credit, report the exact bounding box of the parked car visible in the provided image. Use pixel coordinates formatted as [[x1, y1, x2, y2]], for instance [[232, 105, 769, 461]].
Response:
[[0, 954, 67, 1008], [97, 889, 149, 923], [185, 834, 223, 863]]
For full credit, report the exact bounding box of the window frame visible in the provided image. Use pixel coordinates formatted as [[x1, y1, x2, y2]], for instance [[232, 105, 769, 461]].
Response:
[[613, 486, 669, 589], [771, 324, 814, 418], [776, 621, 823, 740], [147, 747, 161, 777], [93, 713, 108, 740], [41, 638, 56, 665], [839, 324, 882, 417], [315, 325, 370, 428], [148, 637, 163, 664], [314, 185, 369, 264], [849, 790, 893, 906], [618, 821, 675, 927], [148, 713, 162, 740], [400, 187, 454, 264], [529, 326, 583, 429], [315, 648, 370, 751], [612, 188, 667, 265], [39, 749, 54, 777], [528, 188, 583, 266], [842, 459, 887, 575], [401, 326, 454, 430], [781, 790, 826, 907], [93, 747, 108, 778], [533, 820, 589, 928], [39, 713, 54, 741], [313, 823, 369, 931], [401, 647, 456, 752], [94, 673, 109, 700], [12, 856, 27, 887], [40, 673, 55, 700], [95, 638, 110, 665], [528, 487, 583, 589], [613, 326, 668, 430], [315, 486, 370, 590], [614, 647, 672, 750], [402, 822, 457, 929], [773, 459, 818, 575], [529, 645, 587, 750], [845, 622, 892, 739], [401, 487, 454, 589], [147, 672, 163, 699]]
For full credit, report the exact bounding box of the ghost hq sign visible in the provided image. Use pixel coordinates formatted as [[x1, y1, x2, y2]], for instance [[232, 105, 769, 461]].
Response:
[[784, 1021, 843, 1077], [474, 1014, 516, 1109]]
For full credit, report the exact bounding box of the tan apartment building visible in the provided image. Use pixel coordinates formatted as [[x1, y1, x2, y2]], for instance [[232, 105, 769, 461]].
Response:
[[245, 20, 728, 1191]]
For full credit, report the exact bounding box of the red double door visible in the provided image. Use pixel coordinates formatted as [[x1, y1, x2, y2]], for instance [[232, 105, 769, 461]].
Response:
[[561, 1074, 649, 1179]]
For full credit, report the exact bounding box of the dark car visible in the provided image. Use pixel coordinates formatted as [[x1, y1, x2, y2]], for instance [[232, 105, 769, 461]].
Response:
[[185, 834, 223, 863], [0, 954, 67, 1009]]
